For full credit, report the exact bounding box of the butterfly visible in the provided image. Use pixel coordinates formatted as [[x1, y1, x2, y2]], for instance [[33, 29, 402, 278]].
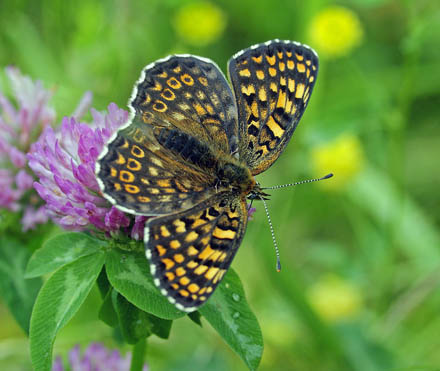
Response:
[[96, 39, 319, 312]]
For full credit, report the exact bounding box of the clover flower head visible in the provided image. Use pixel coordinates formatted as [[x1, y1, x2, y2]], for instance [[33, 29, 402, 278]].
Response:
[[174, 1, 226, 46], [52, 342, 148, 371], [311, 134, 365, 191], [28, 102, 146, 237], [247, 206, 257, 220], [0, 67, 89, 230], [308, 6, 364, 58]]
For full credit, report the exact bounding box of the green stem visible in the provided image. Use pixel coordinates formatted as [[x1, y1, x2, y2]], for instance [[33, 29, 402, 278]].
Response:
[[130, 337, 147, 371]]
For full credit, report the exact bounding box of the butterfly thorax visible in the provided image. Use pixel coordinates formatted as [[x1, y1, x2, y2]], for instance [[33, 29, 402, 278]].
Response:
[[215, 157, 256, 196], [151, 124, 256, 196]]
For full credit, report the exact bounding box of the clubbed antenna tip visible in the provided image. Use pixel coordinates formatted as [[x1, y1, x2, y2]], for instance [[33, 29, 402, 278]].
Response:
[[321, 173, 333, 180]]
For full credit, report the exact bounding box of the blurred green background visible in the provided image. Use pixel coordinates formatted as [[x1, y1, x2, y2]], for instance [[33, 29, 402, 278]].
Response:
[[1, 0, 440, 370]]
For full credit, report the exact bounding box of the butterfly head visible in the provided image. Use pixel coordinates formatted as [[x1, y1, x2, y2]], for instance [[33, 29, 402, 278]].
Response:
[[247, 183, 270, 201]]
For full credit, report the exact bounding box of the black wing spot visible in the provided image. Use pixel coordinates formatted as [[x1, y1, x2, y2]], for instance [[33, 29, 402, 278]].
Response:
[[151, 67, 164, 76], [185, 60, 196, 69], [248, 124, 259, 136], [208, 207, 220, 217], [169, 60, 179, 69]]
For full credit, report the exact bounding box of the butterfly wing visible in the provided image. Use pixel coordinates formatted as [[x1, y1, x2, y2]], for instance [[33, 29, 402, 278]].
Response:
[[130, 55, 239, 155], [96, 119, 220, 215], [145, 191, 248, 312], [228, 40, 319, 175]]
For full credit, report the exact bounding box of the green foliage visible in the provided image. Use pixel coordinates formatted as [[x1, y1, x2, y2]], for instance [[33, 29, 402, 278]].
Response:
[[25, 232, 105, 278], [187, 310, 203, 327], [112, 290, 159, 344], [98, 288, 119, 328], [25, 232, 264, 370], [105, 248, 184, 320], [29, 251, 105, 371], [200, 269, 263, 371], [0, 237, 42, 334]]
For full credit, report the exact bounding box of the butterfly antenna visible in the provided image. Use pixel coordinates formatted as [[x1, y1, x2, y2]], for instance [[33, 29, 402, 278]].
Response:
[[259, 195, 281, 272], [263, 173, 333, 190]]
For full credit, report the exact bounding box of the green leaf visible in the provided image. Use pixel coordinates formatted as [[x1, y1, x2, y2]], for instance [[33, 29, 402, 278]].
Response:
[[0, 237, 42, 334], [96, 266, 111, 298], [105, 248, 184, 320], [187, 311, 203, 327], [199, 269, 263, 371], [29, 251, 105, 371], [112, 290, 152, 344], [98, 289, 119, 328], [25, 232, 105, 278], [147, 313, 173, 339], [100, 286, 173, 341], [114, 290, 173, 341]]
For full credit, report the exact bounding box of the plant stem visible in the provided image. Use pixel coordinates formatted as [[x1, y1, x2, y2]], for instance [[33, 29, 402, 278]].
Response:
[[130, 337, 147, 371]]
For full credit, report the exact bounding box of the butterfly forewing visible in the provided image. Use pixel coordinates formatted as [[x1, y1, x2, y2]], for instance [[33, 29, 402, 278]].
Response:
[[130, 55, 239, 155], [146, 192, 248, 312], [97, 120, 219, 215], [228, 40, 319, 174]]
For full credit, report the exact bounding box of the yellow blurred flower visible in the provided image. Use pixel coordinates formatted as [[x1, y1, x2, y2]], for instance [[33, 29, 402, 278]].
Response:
[[311, 134, 365, 190], [308, 6, 364, 58], [307, 274, 363, 323], [174, 2, 226, 47]]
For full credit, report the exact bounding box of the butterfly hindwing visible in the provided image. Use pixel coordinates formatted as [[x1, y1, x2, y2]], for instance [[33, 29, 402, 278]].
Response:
[[96, 119, 220, 215], [145, 191, 248, 312], [130, 55, 239, 155], [228, 40, 319, 174]]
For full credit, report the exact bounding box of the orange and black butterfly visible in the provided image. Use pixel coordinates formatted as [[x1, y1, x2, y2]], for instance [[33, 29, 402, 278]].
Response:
[[96, 40, 319, 312]]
